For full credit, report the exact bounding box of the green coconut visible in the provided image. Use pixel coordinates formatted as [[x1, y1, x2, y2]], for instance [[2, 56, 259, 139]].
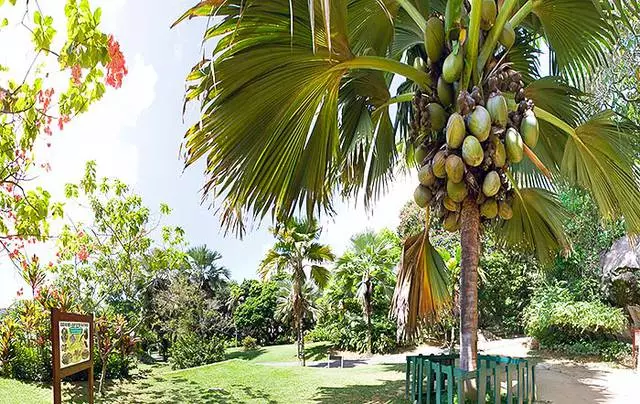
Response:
[[427, 103, 447, 132], [442, 50, 464, 83], [425, 17, 445, 63], [480, 198, 498, 219], [432, 151, 447, 178], [445, 155, 465, 184], [520, 110, 539, 147], [446, 113, 466, 149], [414, 185, 432, 208], [415, 145, 428, 165], [468, 106, 491, 141], [418, 164, 436, 186], [492, 137, 507, 167], [443, 213, 460, 232], [482, 171, 501, 197], [443, 196, 460, 212], [437, 76, 455, 107], [498, 201, 513, 220], [447, 179, 468, 203], [462, 136, 483, 167], [499, 21, 516, 49], [413, 57, 426, 72], [486, 94, 508, 127], [481, 0, 497, 30], [505, 128, 524, 163]]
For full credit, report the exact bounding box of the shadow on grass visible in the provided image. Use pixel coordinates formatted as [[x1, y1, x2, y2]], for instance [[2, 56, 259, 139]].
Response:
[[311, 364, 406, 404], [225, 347, 267, 361], [62, 371, 236, 403], [306, 343, 332, 362]]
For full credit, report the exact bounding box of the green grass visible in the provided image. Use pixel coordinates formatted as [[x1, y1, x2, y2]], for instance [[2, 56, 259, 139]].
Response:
[[0, 343, 406, 403], [225, 341, 332, 363]]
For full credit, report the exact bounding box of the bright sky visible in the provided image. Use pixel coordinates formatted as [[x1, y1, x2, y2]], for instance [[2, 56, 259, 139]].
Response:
[[0, 0, 417, 307]]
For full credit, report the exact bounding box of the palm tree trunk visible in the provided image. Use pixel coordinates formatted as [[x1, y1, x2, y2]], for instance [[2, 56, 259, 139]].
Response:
[[459, 198, 480, 372], [365, 281, 373, 355], [300, 319, 306, 367]]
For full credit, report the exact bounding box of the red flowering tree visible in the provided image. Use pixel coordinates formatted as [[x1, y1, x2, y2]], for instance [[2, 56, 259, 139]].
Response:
[[0, 0, 128, 271]]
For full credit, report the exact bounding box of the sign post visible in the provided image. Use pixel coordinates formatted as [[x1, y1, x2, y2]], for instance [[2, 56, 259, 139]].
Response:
[[51, 309, 94, 404]]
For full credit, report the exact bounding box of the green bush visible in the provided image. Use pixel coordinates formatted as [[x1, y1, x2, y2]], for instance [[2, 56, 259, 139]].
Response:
[[524, 283, 627, 346], [552, 340, 632, 362], [241, 336, 258, 351], [169, 333, 226, 369], [9, 343, 50, 382], [94, 349, 133, 379]]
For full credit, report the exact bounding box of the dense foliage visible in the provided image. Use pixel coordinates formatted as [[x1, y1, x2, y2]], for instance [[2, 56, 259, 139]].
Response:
[[168, 333, 225, 370]]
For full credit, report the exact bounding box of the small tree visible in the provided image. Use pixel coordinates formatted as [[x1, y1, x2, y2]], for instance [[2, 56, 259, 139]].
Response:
[[259, 218, 334, 366], [335, 229, 400, 354]]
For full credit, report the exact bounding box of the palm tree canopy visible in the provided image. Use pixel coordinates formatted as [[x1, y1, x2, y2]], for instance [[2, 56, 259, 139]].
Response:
[[177, 0, 640, 335], [336, 229, 401, 303], [186, 245, 230, 290], [259, 217, 334, 289]]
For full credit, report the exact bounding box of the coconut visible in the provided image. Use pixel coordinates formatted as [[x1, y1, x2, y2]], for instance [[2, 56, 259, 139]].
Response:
[[432, 150, 447, 178], [413, 57, 426, 72], [498, 201, 513, 220], [492, 137, 507, 167], [437, 76, 454, 107], [468, 106, 491, 141], [505, 128, 524, 163], [443, 213, 460, 232], [443, 196, 460, 212], [520, 110, 539, 147], [427, 103, 447, 132], [442, 50, 464, 83], [447, 179, 468, 203], [414, 185, 432, 208], [415, 145, 428, 165], [462, 136, 484, 167], [425, 17, 445, 63], [486, 94, 508, 127], [481, 0, 497, 30], [418, 163, 436, 186], [482, 171, 501, 197], [499, 21, 516, 49], [480, 198, 498, 219], [445, 155, 465, 183], [446, 113, 466, 149]]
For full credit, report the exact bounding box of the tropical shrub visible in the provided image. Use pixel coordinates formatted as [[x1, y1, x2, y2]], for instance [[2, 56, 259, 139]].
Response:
[[169, 332, 226, 370], [242, 336, 258, 351], [524, 283, 628, 347], [8, 342, 51, 382]]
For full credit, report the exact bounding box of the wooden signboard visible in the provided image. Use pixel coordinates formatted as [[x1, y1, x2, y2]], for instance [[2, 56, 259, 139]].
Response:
[[51, 309, 94, 404]]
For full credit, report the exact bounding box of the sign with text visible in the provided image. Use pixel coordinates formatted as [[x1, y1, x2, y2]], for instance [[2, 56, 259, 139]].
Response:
[[51, 309, 94, 404], [59, 320, 91, 368]]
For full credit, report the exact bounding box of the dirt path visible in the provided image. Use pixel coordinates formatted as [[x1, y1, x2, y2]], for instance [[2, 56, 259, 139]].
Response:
[[328, 337, 639, 403]]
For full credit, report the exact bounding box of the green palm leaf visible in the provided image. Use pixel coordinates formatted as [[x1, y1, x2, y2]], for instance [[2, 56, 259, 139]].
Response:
[[495, 186, 569, 265]]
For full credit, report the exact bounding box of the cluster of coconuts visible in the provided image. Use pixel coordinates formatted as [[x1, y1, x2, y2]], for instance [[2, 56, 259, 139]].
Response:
[[410, 0, 540, 232]]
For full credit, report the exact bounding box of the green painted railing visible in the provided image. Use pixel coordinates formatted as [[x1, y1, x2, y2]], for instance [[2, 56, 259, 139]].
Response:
[[405, 354, 536, 404]]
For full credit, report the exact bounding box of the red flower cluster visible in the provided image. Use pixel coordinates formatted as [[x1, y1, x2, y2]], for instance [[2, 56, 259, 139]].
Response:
[[37, 88, 54, 112], [71, 64, 82, 85], [58, 115, 70, 130], [106, 35, 128, 89], [77, 245, 89, 262]]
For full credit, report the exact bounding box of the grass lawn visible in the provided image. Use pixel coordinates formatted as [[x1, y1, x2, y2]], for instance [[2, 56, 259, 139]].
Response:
[[0, 343, 406, 403]]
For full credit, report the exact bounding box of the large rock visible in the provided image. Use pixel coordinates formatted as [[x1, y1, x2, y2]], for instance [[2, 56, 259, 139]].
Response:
[[600, 236, 640, 308]]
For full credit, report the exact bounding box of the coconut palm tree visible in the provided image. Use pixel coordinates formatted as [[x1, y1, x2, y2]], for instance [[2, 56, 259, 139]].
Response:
[[258, 218, 334, 365], [186, 245, 230, 297], [175, 0, 640, 372], [336, 229, 400, 354]]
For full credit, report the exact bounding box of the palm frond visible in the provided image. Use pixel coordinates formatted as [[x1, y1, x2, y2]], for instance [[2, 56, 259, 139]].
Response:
[[560, 111, 640, 233], [530, 0, 614, 86], [505, 28, 541, 85], [391, 218, 450, 341], [495, 186, 569, 265], [310, 265, 331, 289]]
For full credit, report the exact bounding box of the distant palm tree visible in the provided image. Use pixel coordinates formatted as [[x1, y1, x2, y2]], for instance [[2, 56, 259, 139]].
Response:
[[186, 245, 230, 297], [275, 279, 320, 346], [259, 218, 334, 366], [336, 230, 400, 354]]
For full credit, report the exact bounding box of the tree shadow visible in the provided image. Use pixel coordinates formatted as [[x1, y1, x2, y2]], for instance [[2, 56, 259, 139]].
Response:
[[231, 383, 278, 403], [225, 347, 267, 361], [311, 378, 405, 403], [305, 343, 332, 361]]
